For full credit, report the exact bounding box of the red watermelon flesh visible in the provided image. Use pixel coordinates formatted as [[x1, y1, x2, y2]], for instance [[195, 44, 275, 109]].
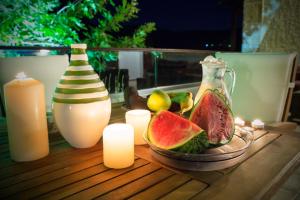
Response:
[[148, 110, 209, 153], [190, 89, 234, 145]]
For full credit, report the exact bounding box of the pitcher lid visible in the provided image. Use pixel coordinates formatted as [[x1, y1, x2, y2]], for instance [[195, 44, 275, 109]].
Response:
[[200, 55, 225, 67]]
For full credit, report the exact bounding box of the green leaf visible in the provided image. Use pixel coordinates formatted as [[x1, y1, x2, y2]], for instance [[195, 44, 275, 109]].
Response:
[[0, 0, 156, 68]]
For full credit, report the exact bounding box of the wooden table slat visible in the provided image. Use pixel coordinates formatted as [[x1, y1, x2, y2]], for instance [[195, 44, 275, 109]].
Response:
[[64, 162, 163, 200], [128, 174, 193, 200], [0, 154, 103, 196], [30, 159, 149, 200], [219, 132, 281, 175], [96, 168, 175, 200], [253, 130, 269, 140], [257, 152, 300, 200], [160, 179, 208, 200], [191, 134, 300, 200], [0, 144, 103, 179], [135, 145, 225, 185], [0, 104, 299, 200]]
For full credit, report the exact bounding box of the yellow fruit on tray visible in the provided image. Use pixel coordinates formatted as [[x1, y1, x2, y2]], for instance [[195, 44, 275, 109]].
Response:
[[147, 90, 171, 112]]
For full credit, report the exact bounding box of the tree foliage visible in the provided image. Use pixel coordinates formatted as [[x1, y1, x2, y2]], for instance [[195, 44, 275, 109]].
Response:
[[0, 0, 156, 71]]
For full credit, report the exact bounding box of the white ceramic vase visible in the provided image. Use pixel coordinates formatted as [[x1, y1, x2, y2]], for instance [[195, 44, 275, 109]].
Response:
[[52, 43, 111, 148], [53, 99, 111, 148]]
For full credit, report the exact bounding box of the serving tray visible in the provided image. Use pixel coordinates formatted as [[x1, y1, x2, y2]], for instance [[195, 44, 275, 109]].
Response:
[[145, 132, 253, 171]]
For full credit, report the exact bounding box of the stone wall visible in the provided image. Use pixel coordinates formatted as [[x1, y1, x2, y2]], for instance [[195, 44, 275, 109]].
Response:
[[242, 0, 300, 54]]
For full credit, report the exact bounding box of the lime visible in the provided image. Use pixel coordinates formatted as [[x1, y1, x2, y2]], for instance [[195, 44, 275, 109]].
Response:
[[167, 92, 193, 114], [147, 90, 171, 112]]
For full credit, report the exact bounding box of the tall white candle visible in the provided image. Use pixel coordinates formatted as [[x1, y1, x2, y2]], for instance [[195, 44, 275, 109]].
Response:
[[125, 109, 151, 145], [103, 123, 134, 169], [4, 72, 49, 161]]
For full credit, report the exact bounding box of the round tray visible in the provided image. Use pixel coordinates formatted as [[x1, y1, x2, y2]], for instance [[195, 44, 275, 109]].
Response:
[[145, 132, 253, 171]]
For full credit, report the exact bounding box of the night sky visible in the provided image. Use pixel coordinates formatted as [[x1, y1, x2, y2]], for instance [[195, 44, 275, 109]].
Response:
[[130, 0, 234, 31], [127, 0, 243, 50]]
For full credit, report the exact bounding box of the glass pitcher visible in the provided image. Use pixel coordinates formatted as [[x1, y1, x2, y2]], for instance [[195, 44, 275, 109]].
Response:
[[194, 55, 236, 106]]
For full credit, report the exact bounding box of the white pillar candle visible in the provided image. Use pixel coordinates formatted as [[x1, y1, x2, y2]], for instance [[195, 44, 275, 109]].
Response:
[[125, 109, 151, 145], [103, 123, 134, 169], [4, 72, 49, 161], [234, 117, 245, 127], [251, 119, 264, 129]]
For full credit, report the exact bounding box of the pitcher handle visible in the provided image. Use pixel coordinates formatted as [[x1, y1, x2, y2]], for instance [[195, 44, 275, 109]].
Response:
[[225, 67, 236, 95]]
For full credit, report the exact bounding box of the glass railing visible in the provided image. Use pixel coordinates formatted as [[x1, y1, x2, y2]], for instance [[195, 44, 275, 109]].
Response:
[[0, 47, 214, 88], [0, 46, 216, 116]]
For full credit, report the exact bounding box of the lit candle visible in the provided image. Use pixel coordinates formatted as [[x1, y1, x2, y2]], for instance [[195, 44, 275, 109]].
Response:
[[103, 123, 134, 169], [251, 119, 264, 129], [125, 109, 151, 145], [4, 72, 49, 161], [234, 117, 245, 127]]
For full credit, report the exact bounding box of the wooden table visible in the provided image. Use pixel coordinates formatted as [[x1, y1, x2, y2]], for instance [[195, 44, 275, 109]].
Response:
[[1, 104, 300, 200]]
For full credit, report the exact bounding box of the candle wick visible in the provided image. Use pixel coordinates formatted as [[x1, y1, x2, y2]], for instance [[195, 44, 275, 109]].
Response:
[[16, 72, 27, 80]]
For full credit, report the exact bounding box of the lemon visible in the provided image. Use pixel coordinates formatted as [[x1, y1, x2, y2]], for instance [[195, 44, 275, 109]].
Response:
[[147, 90, 171, 112]]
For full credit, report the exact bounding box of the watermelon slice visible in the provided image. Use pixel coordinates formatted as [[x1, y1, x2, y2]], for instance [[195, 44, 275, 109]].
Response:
[[148, 110, 209, 153], [190, 89, 235, 145]]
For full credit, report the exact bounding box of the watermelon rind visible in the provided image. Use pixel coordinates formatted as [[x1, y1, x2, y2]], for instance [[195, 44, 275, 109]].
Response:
[[190, 89, 235, 145], [148, 110, 209, 153], [171, 131, 209, 153]]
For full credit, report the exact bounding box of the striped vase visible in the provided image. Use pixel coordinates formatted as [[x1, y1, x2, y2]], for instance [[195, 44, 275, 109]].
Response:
[[52, 44, 111, 148]]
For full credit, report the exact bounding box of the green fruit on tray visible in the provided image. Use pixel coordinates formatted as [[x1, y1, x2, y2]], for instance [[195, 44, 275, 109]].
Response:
[[147, 90, 171, 112], [168, 92, 193, 114], [147, 110, 209, 153], [147, 90, 193, 114], [190, 89, 235, 145]]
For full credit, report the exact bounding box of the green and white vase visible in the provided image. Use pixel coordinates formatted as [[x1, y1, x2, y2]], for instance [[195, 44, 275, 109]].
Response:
[[52, 44, 111, 148]]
